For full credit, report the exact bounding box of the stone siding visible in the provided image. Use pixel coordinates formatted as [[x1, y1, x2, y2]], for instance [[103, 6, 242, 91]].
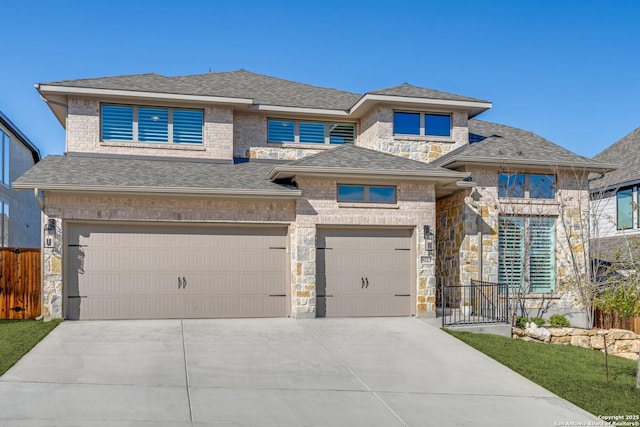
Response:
[[513, 325, 640, 361], [66, 97, 234, 160], [443, 168, 593, 323], [293, 178, 437, 317]]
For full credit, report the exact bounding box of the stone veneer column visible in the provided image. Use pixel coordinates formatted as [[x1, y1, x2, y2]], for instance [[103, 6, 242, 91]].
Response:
[[418, 250, 437, 317], [42, 215, 63, 319], [290, 224, 317, 318]]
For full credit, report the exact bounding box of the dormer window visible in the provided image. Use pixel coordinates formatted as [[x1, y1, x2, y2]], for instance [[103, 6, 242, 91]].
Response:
[[101, 104, 203, 144], [393, 112, 451, 137], [267, 119, 355, 145]]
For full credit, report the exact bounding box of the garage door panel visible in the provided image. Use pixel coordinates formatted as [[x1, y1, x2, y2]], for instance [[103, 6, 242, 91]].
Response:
[[67, 224, 288, 320], [317, 228, 412, 317]]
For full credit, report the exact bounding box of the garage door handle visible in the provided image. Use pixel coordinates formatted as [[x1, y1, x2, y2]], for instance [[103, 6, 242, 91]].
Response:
[[365, 278, 369, 288], [361, 277, 365, 288], [178, 277, 182, 289]]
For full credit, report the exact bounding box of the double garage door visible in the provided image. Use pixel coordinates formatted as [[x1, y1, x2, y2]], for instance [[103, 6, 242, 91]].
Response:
[[66, 224, 288, 320], [65, 224, 414, 320]]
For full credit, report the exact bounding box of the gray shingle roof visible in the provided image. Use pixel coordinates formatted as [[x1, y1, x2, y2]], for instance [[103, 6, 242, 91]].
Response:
[[592, 235, 640, 264], [286, 144, 459, 173], [432, 119, 613, 171], [369, 83, 489, 103], [591, 127, 640, 190], [272, 144, 466, 181], [43, 70, 362, 111], [12, 155, 297, 195], [42, 70, 488, 111]]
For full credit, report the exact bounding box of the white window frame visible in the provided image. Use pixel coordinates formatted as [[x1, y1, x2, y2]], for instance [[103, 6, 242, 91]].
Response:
[[267, 119, 356, 145], [100, 104, 204, 145]]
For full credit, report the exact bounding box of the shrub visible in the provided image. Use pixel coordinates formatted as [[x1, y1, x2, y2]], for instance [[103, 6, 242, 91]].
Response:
[[515, 316, 528, 328], [530, 317, 545, 327], [549, 314, 571, 328]]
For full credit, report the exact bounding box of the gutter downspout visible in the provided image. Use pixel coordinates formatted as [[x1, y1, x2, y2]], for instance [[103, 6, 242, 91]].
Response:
[[34, 188, 45, 321]]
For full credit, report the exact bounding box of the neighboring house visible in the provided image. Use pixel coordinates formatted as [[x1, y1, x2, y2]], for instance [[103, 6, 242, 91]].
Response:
[[0, 110, 41, 248], [590, 127, 640, 267], [13, 70, 610, 323]]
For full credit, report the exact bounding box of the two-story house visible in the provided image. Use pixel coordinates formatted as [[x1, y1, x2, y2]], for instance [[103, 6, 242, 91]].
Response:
[[0, 110, 41, 248], [14, 70, 611, 324], [590, 127, 640, 269]]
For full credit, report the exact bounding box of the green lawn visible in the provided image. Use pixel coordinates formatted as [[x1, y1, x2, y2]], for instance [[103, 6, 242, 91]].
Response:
[[445, 329, 640, 417], [0, 319, 61, 375]]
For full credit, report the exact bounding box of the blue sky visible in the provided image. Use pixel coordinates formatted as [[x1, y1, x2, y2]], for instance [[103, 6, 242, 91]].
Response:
[[1, 0, 638, 158]]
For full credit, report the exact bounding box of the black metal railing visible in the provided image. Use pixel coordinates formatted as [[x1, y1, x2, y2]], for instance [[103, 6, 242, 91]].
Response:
[[441, 280, 509, 327]]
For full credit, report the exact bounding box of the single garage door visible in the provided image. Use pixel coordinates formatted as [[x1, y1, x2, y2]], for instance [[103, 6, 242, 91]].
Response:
[[316, 228, 413, 317], [66, 224, 288, 320]]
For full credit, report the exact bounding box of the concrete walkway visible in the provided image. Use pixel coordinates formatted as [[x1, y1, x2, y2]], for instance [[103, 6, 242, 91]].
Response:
[[0, 318, 599, 426]]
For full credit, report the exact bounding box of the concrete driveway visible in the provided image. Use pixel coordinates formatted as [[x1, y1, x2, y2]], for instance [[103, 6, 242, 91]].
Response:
[[0, 318, 598, 426]]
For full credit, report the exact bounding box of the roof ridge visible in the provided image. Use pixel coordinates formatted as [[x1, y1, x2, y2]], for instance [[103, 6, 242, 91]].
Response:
[[172, 69, 361, 97]]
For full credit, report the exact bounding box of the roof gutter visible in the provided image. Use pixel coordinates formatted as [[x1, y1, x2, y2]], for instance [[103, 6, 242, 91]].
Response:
[[268, 165, 469, 181], [36, 85, 254, 106], [349, 94, 492, 117], [0, 111, 41, 163], [13, 183, 301, 199], [437, 157, 617, 173]]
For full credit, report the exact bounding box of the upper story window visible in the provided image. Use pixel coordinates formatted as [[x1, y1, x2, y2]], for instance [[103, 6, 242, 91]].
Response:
[[268, 119, 355, 145], [498, 173, 556, 199], [393, 112, 451, 137], [337, 185, 396, 203], [101, 105, 203, 144], [616, 188, 633, 230], [1, 129, 9, 185]]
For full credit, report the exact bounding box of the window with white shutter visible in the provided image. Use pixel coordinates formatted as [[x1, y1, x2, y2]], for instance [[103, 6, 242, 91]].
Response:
[[499, 216, 556, 293]]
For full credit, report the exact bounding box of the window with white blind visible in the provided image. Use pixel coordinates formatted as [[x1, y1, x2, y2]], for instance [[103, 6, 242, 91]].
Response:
[[267, 119, 355, 145], [498, 216, 556, 293], [101, 105, 203, 144]]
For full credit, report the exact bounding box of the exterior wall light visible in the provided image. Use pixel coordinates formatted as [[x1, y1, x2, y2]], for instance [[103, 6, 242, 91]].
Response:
[[424, 225, 434, 257], [44, 219, 56, 248]]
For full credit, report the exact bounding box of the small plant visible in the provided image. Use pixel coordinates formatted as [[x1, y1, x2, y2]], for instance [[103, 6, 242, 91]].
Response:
[[549, 314, 571, 328], [530, 317, 545, 327], [515, 316, 527, 328]]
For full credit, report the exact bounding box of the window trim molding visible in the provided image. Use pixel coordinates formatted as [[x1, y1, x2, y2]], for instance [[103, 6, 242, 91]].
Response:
[[267, 118, 357, 145], [100, 103, 204, 145]]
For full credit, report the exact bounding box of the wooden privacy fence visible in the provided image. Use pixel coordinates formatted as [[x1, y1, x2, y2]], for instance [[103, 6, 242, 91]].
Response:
[[594, 308, 640, 334], [0, 248, 41, 319]]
